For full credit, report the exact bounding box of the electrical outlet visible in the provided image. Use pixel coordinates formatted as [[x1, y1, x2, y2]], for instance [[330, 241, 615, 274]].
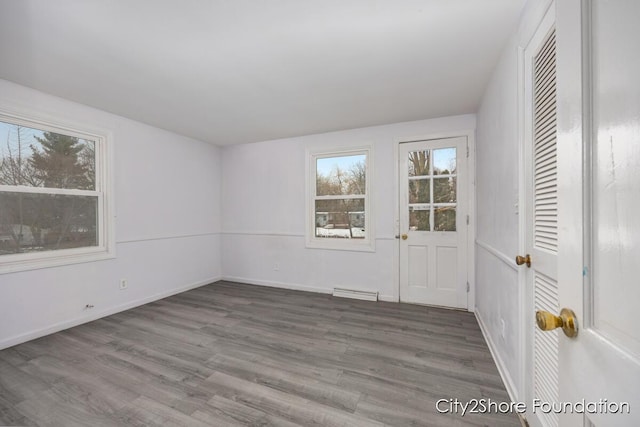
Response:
[[119, 279, 128, 290], [273, 263, 280, 271]]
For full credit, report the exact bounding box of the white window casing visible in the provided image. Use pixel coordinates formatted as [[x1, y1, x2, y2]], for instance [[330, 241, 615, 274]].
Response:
[[305, 145, 374, 252], [0, 111, 114, 274]]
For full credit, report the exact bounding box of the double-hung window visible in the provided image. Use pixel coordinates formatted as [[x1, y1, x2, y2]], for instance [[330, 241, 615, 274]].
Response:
[[0, 112, 112, 273], [306, 146, 373, 251]]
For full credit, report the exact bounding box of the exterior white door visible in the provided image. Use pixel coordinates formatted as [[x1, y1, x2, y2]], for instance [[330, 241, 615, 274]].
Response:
[[399, 137, 468, 309], [554, 1, 640, 426]]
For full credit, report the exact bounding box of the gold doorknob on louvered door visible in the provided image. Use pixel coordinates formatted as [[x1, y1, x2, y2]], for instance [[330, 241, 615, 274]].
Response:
[[536, 308, 578, 338], [401, 234, 408, 240], [515, 254, 531, 267]]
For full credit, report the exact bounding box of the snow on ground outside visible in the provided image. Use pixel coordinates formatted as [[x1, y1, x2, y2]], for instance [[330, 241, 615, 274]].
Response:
[[315, 227, 366, 238]]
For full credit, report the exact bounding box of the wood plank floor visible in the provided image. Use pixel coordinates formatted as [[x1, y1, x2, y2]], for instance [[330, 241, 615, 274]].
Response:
[[0, 281, 519, 426]]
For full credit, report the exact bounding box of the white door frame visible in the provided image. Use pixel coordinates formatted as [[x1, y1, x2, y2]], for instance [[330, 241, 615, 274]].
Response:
[[393, 129, 476, 311]]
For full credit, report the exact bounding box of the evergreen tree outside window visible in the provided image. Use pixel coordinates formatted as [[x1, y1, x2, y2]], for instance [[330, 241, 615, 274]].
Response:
[[0, 113, 112, 273]]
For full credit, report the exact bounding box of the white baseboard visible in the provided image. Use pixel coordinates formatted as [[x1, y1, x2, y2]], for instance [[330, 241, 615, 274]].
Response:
[[475, 308, 519, 403], [0, 276, 221, 351], [222, 276, 398, 305], [221, 276, 332, 295]]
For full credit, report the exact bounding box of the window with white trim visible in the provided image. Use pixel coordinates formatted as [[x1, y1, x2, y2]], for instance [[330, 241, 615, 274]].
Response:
[[0, 113, 112, 273], [306, 147, 373, 251]]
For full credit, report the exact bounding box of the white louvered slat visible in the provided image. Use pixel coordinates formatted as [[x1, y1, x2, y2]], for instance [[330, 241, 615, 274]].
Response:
[[535, 272, 560, 427], [535, 140, 556, 161], [536, 31, 555, 58], [535, 111, 556, 134], [535, 152, 556, 170], [534, 73, 556, 101], [534, 88, 556, 115], [534, 78, 556, 99], [534, 29, 558, 254], [535, 196, 557, 204], [535, 188, 556, 197], [535, 131, 556, 152], [535, 143, 556, 164], [532, 28, 559, 427], [534, 65, 556, 91]]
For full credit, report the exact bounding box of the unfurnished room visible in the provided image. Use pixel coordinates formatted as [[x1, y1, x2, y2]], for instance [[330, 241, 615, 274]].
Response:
[[0, 1, 638, 426]]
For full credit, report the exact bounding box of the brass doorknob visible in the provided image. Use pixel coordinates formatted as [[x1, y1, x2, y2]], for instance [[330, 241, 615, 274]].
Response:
[[401, 234, 408, 240], [536, 308, 578, 338], [515, 254, 531, 268]]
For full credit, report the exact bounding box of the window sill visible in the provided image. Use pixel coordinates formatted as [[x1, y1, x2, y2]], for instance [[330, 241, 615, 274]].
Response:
[[305, 239, 375, 253], [0, 247, 115, 275]]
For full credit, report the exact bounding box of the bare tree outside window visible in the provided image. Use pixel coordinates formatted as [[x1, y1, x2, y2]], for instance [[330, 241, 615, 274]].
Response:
[[0, 121, 98, 256], [407, 147, 457, 232], [314, 154, 366, 239]]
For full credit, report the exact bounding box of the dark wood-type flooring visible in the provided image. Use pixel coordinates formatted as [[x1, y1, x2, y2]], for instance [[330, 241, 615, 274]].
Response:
[[0, 281, 519, 426]]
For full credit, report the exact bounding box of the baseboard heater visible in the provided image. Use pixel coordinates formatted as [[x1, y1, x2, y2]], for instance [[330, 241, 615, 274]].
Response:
[[332, 288, 378, 301]]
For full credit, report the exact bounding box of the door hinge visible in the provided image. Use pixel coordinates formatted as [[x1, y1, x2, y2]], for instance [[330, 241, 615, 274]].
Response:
[[466, 215, 469, 225], [466, 282, 470, 293], [466, 145, 469, 158]]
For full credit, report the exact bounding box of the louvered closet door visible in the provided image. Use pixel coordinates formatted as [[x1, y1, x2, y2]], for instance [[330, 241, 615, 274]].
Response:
[[525, 13, 559, 427]]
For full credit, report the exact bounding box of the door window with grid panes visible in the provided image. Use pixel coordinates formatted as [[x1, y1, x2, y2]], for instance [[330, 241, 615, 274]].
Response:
[[408, 147, 457, 232]]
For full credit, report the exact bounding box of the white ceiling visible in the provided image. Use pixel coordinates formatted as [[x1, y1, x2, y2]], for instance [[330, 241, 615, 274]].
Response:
[[0, 0, 525, 145]]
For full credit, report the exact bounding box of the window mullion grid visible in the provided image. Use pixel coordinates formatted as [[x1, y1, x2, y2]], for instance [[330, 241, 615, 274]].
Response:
[[429, 150, 434, 231], [0, 113, 112, 272], [409, 174, 456, 180], [95, 137, 104, 193], [96, 192, 105, 247], [309, 147, 371, 248], [0, 185, 100, 197], [314, 194, 366, 201]]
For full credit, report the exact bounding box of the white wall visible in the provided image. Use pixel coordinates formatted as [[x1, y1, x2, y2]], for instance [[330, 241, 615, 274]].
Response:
[[221, 115, 475, 301], [475, 0, 552, 402], [0, 79, 222, 349]]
